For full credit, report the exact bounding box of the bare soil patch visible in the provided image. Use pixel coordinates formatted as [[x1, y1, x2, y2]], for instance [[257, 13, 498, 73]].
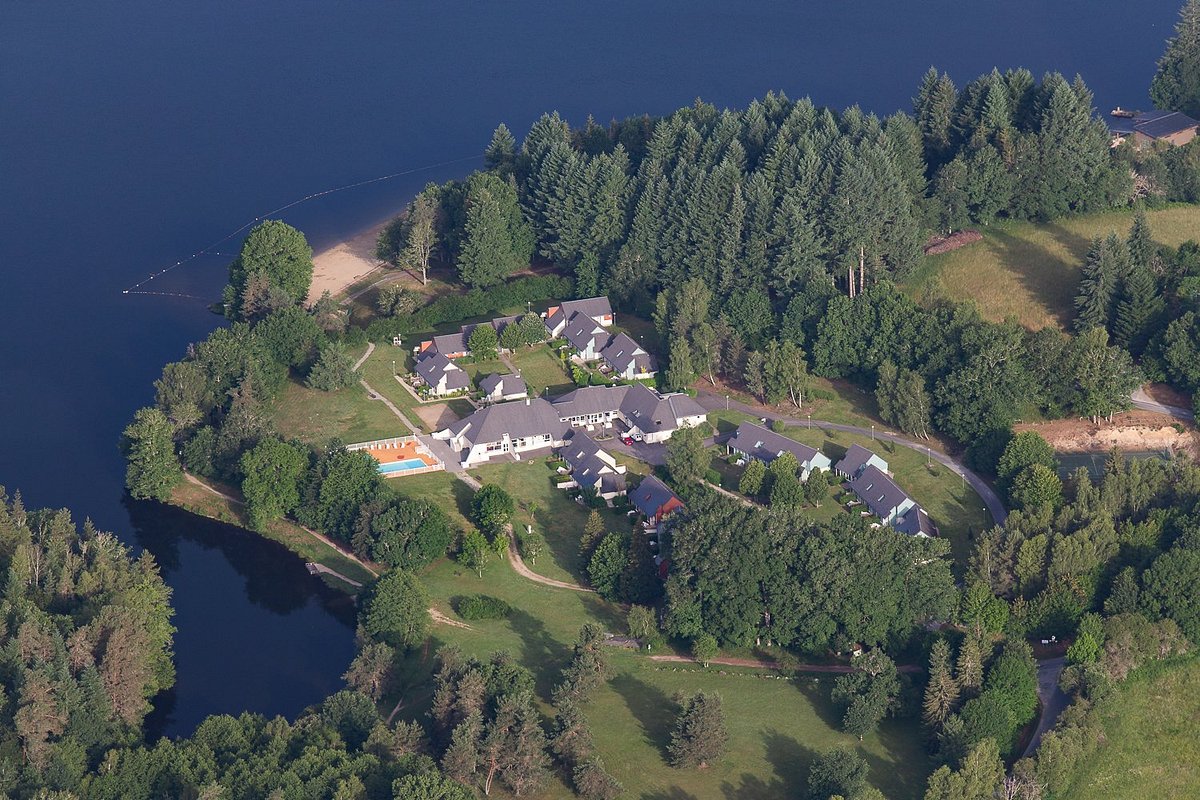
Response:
[[1014, 411, 1199, 457], [429, 607, 472, 630], [412, 400, 462, 431]]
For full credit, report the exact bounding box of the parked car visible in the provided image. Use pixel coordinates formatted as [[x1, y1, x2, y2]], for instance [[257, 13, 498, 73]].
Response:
[[631, 431, 644, 442], [621, 436, 634, 446]]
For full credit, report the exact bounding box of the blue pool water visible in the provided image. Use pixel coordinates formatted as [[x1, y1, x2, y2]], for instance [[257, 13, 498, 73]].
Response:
[[379, 458, 430, 474]]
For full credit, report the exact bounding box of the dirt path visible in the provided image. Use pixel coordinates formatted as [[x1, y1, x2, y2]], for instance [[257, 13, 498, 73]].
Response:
[[182, 472, 381, 578], [650, 653, 922, 673], [429, 607, 472, 630], [505, 528, 594, 593], [1131, 385, 1195, 422]]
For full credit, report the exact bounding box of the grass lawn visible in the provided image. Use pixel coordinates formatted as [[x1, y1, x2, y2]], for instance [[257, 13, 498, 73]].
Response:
[[1058, 656, 1200, 800], [511, 346, 575, 396], [709, 410, 990, 571], [590, 656, 931, 800], [356, 342, 429, 430], [470, 459, 636, 584], [268, 377, 408, 446], [902, 205, 1200, 330]]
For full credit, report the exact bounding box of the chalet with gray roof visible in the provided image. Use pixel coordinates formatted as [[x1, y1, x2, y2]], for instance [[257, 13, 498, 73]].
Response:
[[847, 465, 915, 528], [895, 505, 935, 537], [434, 397, 569, 467], [563, 314, 610, 360], [414, 352, 470, 397], [551, 384, 707, 443], [727, 422, 832, 479], [834, 444, 889, 479], [559, 430, 627, 500], [479, 373, 527, 403], [545, 296, 614, 337], [630, 475, 684, 526], [1109, 108, 1199, 148], [599, 332, 656, 380]]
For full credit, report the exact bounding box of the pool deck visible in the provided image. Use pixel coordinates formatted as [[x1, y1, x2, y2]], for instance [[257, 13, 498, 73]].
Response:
[[346, 435, 444, 476]]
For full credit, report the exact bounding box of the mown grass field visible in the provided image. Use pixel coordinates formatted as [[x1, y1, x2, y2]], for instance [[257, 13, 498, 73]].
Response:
[[709, 409, 992, 570], [510, 345, 575, 396], [399, 515, 931, 800], [1058, 657, 1200, 800], [268, 378, 403, 446], [903, 205, 1200, 330]]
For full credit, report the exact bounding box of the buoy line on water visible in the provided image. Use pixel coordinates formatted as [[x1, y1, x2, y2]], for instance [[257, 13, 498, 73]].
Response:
[[120, 153, 483, 297]]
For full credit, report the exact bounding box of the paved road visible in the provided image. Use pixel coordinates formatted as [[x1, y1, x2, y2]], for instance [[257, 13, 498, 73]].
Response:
[[1023, 656, 1069, 758], [1131, 386, 1195, 421], [694, 390, 1007, 527]]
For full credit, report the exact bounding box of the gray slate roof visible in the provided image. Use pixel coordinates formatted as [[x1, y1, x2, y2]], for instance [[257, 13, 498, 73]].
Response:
[[563, 312, 608, 353], [848, 465, 911, 519], [549, 384, 706, 434], [728, 422, 821, 465], [446, 397, 568, 446], [480, 372, 527, 397], [1109, 109, 1200, 138], [835, 444, 886, 477], [547, 296, 612, 331], [895, 505, 935, 536], [631, 475, 680, 518], [431, 330, 469, 356], [600, 332, 656, 375], [416, 352, 470, 391], [560, 431, 622, 492]]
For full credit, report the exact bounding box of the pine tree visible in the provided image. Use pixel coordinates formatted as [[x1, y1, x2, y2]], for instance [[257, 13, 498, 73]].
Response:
[[1127, 208, 1155, 271], [458, 184, 512, 289], [922, 639, 960, 731], [668, 692, 728, 768], [1151, 0, 1200, 118], [1074, 236, 1118, 333], [665, 337, 696, 392], [739, 458, 766, 497], [1113, 260, 1163, 356], [484, 123, 517, 176], [620, 529, 662, 605], [580, 510, 605, 557], [914, 67, 958, 167], [954, 635, 984, 698]]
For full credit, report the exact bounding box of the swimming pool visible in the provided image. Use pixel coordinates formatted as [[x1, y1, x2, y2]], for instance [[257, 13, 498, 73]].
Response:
[[378, 457, 430, 474]]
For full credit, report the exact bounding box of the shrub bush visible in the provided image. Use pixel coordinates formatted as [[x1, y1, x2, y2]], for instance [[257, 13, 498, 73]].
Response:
[[704, 468, 722, 486], [454, 594, 512, 620]]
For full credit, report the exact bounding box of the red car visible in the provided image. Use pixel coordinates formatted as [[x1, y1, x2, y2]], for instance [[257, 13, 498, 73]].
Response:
[[621, 436, 634, 446]]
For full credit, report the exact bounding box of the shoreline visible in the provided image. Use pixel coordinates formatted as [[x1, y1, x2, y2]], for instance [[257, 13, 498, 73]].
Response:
[[307, 210, 400, 304]]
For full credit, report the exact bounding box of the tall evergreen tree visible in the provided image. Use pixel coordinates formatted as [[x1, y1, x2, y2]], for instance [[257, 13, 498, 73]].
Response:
[[484, 123, 517, 176], [1074, 236, 1120, 332], [1113, 259, 1163, 356], [1151, 0, 1200, 118], [922, 638, 960, 730]]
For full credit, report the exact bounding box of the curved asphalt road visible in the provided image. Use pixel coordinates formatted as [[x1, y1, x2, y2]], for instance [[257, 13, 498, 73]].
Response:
[[1022, 656, 1069, 758], [693, 390, 1008, 527]]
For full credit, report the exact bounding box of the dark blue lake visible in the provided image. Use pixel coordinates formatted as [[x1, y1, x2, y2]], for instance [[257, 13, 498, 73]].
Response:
[[0, 0, 1180, 737]]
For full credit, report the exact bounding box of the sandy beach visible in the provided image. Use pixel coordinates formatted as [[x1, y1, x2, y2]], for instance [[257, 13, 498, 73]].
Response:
[[306, 216, 394, 304]]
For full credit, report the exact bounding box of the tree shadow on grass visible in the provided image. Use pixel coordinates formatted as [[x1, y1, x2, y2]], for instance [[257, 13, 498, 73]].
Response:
[[449, 477, 475, 523], [610, 671, 677, 761], [860, 717, 932, 800], [719, 730, 815, 800], [984, 228, 1076, 328], [507, 608, 572, 700], [640, 789, 699, 800], [794, 674, 844, 731], [579, 591, 626, 631]]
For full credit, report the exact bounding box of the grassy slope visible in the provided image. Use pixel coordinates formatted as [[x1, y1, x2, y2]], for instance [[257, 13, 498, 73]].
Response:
[[903, 206, 1200, 330], [1059, 657, 1200, 800]]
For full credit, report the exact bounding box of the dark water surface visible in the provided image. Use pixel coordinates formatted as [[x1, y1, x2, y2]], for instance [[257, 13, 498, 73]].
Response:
[[0, 1, 1179, 736]]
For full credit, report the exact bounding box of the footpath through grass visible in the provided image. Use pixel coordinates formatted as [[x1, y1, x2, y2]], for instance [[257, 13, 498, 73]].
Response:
[[1057, 656, 1200, 800], [404, 546, 931, 800], [903, 205, 1200, 330]]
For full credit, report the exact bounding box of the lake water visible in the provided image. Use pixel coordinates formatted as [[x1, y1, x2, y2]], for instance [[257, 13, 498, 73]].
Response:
[[0, 1, 1180, 737]]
